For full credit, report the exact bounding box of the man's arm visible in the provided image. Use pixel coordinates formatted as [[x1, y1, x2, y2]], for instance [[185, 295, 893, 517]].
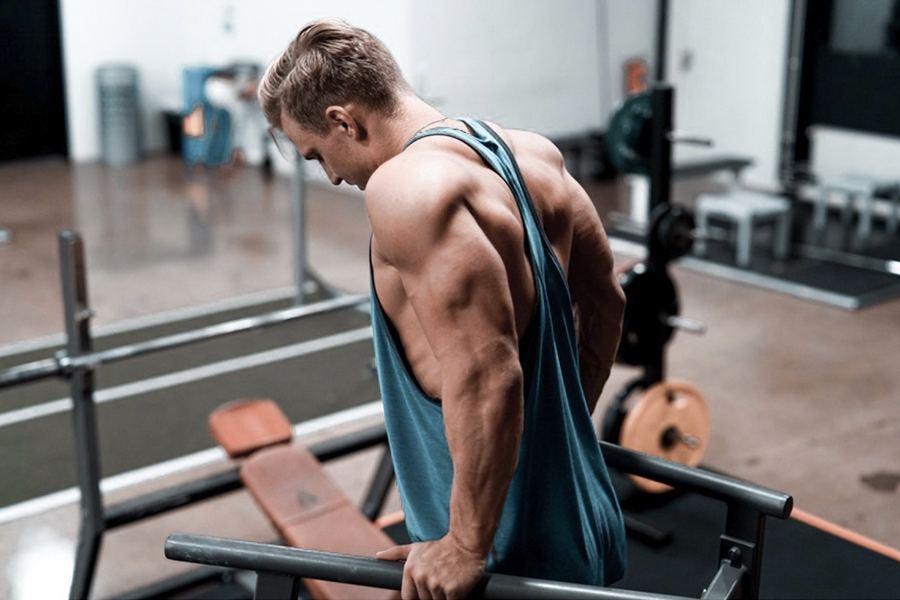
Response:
[[369, 162, 524, 599], [563, 172, 626, 413]]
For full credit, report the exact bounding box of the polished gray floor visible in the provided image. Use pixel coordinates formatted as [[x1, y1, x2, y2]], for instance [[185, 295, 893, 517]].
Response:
[[0, 154, 898, 598]]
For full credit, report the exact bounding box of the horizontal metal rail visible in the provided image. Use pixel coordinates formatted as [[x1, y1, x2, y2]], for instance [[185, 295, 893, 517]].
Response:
[[600, 441, 793, 519], [0, 294, 368, 391], [104, 423, 388, 530], [165, 534, 692, 600], [0, 327, 373, 430], [62, 294, 369, 371], [0, 358, 62, 388]]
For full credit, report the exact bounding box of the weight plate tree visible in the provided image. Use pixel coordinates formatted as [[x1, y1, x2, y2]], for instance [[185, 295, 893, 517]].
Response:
[[600, 86, 710, 493]]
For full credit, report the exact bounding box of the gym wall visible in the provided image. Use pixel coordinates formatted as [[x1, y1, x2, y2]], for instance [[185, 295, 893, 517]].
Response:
[[61, 0, 843, 191], [59, 0, 659, 165], [665, 0, 793, 189], [58, 0, 415, 163], [409, 0, 608, 138]]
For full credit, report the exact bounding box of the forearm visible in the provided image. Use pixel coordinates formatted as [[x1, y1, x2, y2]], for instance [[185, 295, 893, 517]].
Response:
[[443, 360, 524, 556]]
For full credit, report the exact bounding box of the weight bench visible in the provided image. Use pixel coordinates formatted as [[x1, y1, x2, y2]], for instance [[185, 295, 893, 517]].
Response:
[[693, 190, 792, 268], [673, 154, 754, 182], [207, 398, 399, 600], [814, 174, 900, 244]]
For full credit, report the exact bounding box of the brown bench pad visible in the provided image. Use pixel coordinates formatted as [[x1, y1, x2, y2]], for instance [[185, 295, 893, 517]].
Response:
[[241, 444, 399, 600], [208, 398, 293, 459]]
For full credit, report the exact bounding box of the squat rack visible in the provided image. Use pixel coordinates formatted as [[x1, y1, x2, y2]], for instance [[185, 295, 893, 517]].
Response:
[[0, 230, 375, 599]]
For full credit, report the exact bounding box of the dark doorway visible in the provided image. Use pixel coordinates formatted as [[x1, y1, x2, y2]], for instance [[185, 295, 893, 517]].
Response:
[[0, 0, 68, 161], [788, 0, 900, 170]]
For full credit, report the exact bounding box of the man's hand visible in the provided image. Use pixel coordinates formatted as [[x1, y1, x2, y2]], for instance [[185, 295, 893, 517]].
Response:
[[376, 535, 487, 600]]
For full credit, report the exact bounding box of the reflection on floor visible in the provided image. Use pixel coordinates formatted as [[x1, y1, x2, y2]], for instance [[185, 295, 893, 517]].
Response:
[[0, 154, 898, 598], [0, 155, 370, 348]]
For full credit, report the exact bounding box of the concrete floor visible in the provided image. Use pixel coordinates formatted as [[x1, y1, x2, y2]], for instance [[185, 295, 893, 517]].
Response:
[[0, 154, 898, 598]]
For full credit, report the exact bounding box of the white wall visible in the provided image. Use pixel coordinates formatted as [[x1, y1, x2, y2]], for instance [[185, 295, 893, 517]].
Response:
[[666, 0, 792, 189], [408, 0, 609, 138], [59, 0, 661, 163], [603, 0, 659, 115], [810, 126, 900, 182], [59, 0, 413, 162]]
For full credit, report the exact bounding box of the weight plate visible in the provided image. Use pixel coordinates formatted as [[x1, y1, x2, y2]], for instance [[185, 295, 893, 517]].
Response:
[[605, 93, 653, 175], [619, 380, 710, 494], [650, 203, 696, 263]]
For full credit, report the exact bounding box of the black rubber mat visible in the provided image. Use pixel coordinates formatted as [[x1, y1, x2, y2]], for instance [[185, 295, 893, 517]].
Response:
[[609, 469, 900, 599]]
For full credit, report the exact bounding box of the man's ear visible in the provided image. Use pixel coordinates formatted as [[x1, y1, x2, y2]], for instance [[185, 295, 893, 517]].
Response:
[[324, 106, 358, 138]]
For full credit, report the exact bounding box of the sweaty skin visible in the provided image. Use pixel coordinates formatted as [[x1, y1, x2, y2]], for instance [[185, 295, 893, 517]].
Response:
[[282, 103, 624, 600]]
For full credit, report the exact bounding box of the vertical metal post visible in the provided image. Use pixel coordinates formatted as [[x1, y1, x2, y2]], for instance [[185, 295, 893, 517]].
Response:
[[779, 0, 809, 190], [292, 155, 307, 306], [360, 446, 396, 522], [255, 573, 303, 600], [60, 231, 106, 600], [649, 85, 673, 215], [723, 503, 767, 599], [655, 0, 670, 83]]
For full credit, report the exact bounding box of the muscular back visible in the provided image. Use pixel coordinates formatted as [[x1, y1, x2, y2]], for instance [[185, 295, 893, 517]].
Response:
[[367, 120, 615, 402]]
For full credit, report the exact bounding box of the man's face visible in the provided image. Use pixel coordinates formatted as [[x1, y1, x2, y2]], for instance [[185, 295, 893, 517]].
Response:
[[280, 113, 371, 190]]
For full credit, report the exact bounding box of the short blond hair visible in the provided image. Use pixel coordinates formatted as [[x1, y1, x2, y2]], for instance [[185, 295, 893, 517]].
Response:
[[259, 19, 409, 135]]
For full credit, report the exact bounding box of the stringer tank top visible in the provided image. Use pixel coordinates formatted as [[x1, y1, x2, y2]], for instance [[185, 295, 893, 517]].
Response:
[[369, 118, 626, 586]]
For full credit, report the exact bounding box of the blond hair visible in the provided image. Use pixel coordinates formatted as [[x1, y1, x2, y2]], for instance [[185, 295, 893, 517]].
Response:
[[259, 19, 409, 135]]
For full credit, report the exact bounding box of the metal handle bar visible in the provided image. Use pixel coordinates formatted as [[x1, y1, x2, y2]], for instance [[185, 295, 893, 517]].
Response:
[[165, 533, 692, 600], [600, 441, 792, 519]]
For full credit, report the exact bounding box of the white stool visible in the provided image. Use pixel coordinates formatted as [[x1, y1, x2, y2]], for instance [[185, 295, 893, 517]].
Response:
[[816, 174, 900, 242], [693, 191, 792, 267]]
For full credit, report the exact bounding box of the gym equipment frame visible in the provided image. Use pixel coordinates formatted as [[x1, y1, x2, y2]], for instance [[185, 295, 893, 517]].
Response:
[[0, 230, 370, 599]]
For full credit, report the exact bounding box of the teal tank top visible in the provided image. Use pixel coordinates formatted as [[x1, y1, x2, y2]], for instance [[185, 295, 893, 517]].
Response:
[[369, 118, 626, 586]]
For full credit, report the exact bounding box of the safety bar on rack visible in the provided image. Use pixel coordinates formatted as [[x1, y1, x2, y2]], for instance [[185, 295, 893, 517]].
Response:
[[0, 294, 368, 390], [104, 423, 388, 529]]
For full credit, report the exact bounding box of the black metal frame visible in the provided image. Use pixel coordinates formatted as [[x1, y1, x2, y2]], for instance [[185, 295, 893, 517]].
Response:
[[606, 85, 677, 420], [601, 442, 791, 600], [164, 441, 792, 600]]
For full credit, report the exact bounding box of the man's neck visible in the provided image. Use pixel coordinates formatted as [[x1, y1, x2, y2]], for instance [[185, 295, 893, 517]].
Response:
[[376, 93, 447, 164]]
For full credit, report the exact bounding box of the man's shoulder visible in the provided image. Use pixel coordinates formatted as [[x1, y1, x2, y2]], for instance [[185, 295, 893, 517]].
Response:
[[367, 144, 471, 211], [496, 124, 563, 163]]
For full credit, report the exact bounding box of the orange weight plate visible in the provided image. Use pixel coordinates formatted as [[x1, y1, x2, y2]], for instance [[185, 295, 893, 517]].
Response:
[[619, 380, 710, 494]]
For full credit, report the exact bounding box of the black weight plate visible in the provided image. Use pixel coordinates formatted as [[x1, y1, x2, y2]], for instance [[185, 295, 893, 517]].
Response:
[[605, 93, 653, 175], [616, 264, 678, 367]]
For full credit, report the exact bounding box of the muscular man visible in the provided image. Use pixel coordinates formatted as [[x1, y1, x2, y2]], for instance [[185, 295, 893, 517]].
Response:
[[259, 19, 627, 599]]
